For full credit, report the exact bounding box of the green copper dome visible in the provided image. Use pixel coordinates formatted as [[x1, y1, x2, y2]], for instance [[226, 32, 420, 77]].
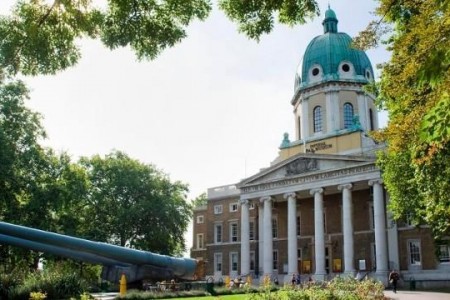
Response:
[[295, 8, 374, 91]]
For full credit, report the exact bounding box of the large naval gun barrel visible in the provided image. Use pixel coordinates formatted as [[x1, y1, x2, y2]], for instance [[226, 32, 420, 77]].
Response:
[[0, 221, 200, 283]]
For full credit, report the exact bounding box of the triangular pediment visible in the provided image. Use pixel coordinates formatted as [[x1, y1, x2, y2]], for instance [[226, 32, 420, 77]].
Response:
[[239, 153, 374, 187]]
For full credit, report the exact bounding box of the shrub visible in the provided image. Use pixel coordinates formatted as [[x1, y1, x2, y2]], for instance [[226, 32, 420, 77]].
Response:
[[9, 271, 87, 300]]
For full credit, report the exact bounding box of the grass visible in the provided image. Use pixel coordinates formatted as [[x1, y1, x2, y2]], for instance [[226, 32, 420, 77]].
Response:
[[164, 295, 249, 300]]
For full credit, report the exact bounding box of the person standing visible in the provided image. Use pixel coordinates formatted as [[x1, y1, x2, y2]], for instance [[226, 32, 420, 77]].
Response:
[[389, 269, 400, 293]]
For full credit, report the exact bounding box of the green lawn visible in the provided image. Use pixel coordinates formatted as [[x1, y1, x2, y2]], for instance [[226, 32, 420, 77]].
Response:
[[167, 296, 247, 300]]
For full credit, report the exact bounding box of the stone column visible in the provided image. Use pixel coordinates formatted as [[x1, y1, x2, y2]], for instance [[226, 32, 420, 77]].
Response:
[[258, 203, 264, 276], [240, 199, 250, 276], [338, 183, 355, 275], [311, 188, 326, 280], [284, 192, 298, 275], [326, 90, 339, 133], [258, 202, 264, 275], [357, 92, 368, 131], [261, 196, 273, 276], [369, 179, 388, 282], [301, 98, 309, 139], [386, 193, 400, 270]]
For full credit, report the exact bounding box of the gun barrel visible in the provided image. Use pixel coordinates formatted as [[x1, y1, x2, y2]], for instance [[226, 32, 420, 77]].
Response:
[[0, 234, 129, 266], [0, 222, 196, 279]]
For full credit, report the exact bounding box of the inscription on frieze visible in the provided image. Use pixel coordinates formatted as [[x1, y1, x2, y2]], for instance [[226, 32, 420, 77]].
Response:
[[286, 158, 318, 176], [241, 164, 377, 194]]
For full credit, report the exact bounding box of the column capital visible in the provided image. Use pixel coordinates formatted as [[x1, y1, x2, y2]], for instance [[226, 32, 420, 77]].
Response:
[[240, 199, 249, 206], [260, 196, 272, 204], [369, 179, 383, 186], [310, 188, 324, 196], [337, 183, 353, 191], [283, 192, 297, 200]]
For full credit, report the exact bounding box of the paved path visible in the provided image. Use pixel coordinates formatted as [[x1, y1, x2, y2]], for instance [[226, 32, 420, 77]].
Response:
[[91, 292, 118, 300], [384, 290, 450, 300]]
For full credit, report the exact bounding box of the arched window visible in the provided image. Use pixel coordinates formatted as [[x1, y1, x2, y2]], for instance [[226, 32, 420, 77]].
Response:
[[343, 103, 354, 129], [313, 106, 322, 132]]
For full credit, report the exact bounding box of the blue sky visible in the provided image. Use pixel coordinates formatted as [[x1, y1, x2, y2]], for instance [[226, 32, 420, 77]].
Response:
[[1, 1, 390, 252]]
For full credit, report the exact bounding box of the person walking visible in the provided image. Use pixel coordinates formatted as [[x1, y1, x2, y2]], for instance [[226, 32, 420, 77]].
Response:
[[389, 269, 400, 293]]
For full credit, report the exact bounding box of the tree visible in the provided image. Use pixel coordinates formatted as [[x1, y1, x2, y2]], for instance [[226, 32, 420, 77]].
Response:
[[192, 192, 207, 208], [365, 0, 450, 238], [0, 79, 45, 223], [0, 0, 319, 76], [80, 151, 192, 256]]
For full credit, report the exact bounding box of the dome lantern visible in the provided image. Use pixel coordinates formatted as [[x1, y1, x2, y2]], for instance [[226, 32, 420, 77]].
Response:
[[322, 7, 338, 33]]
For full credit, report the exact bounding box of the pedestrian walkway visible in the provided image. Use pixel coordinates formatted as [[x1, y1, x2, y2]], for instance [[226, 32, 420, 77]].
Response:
[[91, 292, 118, 300], [384, 290, 450, 300]]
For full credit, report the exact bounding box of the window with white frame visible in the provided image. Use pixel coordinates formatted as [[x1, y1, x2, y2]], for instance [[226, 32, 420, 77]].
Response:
[[249, 202, 255, 210], [249, 221, 255, 240], [196, 233, 204, 249], [273, 250, 278, 270], [230, 202, 238, 212], [439, 245, 450, 263], [214, 223, 223, 243], [343, 102, 354, 129], [214, 253, 223, 272], [408, 239, 422, 266], [230, 222, 238, 242], [272, 217, 278, 238], [405, 213, 414, 227], [214, 205, 223, 214], [230, 252, 238, 271], [296, 215, 301, 236], [313, 106, 323, 132], [196, 215, 204, 224]]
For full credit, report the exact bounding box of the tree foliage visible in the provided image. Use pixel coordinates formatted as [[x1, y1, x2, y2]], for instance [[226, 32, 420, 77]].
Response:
[[0, 81, 192, 268], [218, 0, 319, 40], [79, 151, 192, 255], [0, 0, 320, 76], [192, 192, 207, 208], [368, 0, 450, 238]]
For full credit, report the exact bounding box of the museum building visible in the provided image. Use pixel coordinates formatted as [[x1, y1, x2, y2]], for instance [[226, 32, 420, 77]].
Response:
[[191, 8, 450, 288]]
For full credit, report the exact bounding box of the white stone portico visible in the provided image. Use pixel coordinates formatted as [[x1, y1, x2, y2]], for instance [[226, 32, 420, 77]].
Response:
[[239, 153, 389, 283]]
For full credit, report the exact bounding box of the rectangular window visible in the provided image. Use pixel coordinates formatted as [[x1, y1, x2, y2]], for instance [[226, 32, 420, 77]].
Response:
[[249, 221, 255, 240], [408, 240, 422, 265], [214, 224, 222, 243], [230, 252, 238, 271], [214, 205, 223, 215], [297, 248, 303, 260], [230, 222, 238, 242], [405, 213, 414, 227], [273, 250, 278, 270], [249, 202, 255, 210], [272, 217, 278, 238], [214, 253, 222, 272], [250, 251, 255, 271], [296, 215, 301, 236], [196, 233, 204, 249], [439, 245, 450, 263], [196, 215, 204, 224], [229, 203, 238, 212]]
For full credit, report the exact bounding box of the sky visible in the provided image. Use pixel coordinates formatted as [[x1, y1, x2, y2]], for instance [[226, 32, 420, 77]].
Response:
[[0, 0, 390, 253]]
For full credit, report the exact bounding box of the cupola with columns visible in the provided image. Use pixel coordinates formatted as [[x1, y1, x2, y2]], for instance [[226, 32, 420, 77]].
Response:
[[278, 7, 380, 161]]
